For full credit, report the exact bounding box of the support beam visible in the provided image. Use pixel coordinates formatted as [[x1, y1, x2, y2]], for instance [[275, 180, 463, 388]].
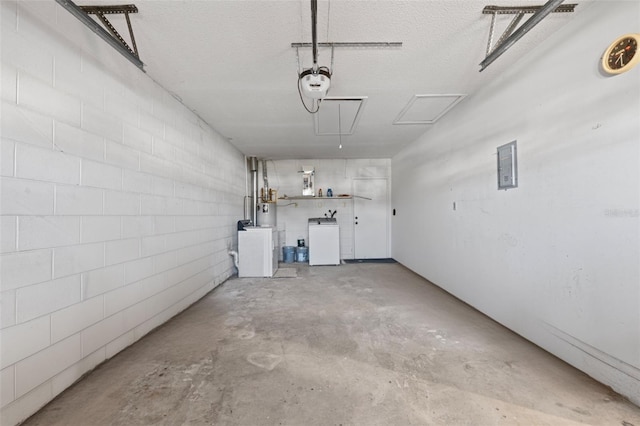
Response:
[[482, 4, 576, 15], [81, 5, 140, 58], [479, 0, 575, 71], [490, 12, 525, 55], [55, 0, 144, 70]]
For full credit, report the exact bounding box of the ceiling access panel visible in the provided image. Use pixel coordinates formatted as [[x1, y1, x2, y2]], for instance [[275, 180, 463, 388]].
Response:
[[314, 97, 368, 136], [393, 94, 467, 125]]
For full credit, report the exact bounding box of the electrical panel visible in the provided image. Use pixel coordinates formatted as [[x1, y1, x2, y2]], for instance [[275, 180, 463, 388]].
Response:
[[497, 141, 518, 190]]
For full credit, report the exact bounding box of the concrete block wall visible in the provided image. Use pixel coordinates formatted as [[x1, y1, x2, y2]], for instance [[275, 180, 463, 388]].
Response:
[[391, 1, 640, 405], [0, 2, 245, 424], [265, 159, 390, 259]]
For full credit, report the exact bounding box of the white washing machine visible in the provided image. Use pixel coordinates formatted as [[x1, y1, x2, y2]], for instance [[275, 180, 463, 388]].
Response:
[[308, 218, 340, 266]]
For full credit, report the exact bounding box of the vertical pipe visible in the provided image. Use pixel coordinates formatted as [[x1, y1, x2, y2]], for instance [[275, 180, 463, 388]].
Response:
[[250, 157, 258, 226], [243, 155, 248, 219], [262, 159, 269, 202]]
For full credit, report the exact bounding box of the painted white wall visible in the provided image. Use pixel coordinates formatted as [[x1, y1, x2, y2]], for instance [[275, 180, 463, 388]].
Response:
[[264, 159, 390, 259], [392, 1, 639, 405], [0, 2, 245, 424]]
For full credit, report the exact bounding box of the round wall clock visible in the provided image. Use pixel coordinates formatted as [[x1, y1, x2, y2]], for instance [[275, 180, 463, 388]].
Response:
[[602, 33, 640, 75]]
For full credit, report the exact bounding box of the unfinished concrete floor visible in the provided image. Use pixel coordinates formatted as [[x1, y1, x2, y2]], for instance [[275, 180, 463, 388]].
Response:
[[22, 263, 640, 425]]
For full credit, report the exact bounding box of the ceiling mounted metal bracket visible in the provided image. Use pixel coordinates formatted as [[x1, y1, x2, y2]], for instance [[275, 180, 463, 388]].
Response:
[[291, 42, 402, 48], [293, 42, 401, 79], [80, 4, 140, 59], [480, 0, 576, 71], [55, 0, 144, 70]]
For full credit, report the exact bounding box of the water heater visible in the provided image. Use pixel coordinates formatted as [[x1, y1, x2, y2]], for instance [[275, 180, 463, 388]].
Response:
[[256, 202, 277, 227]]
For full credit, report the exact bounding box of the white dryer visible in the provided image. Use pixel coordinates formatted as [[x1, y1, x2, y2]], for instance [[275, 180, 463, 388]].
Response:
[[238, 226, 278, 277]]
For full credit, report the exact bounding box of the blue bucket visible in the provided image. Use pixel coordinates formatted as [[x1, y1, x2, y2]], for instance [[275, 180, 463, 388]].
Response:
[[283, 246, 296, 263], [296, 247, 309, 262]]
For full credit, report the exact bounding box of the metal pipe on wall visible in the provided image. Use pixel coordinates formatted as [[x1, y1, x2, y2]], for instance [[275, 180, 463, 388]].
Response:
[[243, 155, 248, 220], [262, 160, 269, 201], [250, 157, 258, 225]]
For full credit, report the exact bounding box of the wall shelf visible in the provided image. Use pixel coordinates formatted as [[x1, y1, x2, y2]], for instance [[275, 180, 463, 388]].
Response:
[[278, 196, 352, 200]]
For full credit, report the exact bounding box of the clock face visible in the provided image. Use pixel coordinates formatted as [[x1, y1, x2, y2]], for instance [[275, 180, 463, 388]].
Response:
[[607, 38, 637, 70], [603, 34, 640, 74]]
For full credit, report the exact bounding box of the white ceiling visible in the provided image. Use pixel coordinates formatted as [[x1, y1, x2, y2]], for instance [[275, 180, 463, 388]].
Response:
[[78, 0, 592, 159]]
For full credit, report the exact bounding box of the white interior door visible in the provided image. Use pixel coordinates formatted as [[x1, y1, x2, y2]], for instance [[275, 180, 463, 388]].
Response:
[[353, 178, 389, 259]]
